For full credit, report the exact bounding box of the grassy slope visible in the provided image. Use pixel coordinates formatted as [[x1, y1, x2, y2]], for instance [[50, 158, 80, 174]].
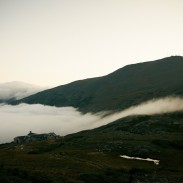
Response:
[[0, 112, 183, 182], [14, 56, 183, 113]]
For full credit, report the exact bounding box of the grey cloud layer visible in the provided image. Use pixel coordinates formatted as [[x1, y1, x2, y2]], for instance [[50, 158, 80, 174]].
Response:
[[0, 81, 46, 100], [0, 96, 183, 143]]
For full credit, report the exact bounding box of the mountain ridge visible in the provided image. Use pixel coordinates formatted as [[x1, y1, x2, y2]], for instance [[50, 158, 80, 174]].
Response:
[[13, 56, 183, 113]]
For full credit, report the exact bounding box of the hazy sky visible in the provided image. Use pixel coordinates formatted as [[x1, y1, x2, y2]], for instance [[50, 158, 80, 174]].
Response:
[[0, 0, 183, 86]]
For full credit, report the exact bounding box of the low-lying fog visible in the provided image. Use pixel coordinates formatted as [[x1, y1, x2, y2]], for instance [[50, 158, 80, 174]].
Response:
[[1, 96, 183, 143], [0, 81, 47, 100]]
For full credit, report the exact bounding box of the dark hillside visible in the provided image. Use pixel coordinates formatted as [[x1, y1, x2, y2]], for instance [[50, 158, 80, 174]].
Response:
[[0, 112, 183, 182], [14, 56, 183, 113]]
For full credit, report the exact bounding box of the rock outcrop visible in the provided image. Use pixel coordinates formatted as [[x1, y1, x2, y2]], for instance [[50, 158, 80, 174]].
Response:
[[14, 131, 60, 144]]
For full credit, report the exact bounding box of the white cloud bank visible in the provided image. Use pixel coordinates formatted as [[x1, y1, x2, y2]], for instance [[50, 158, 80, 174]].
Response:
[[0, 81, 46, 100], [0, 96, 183, 143]]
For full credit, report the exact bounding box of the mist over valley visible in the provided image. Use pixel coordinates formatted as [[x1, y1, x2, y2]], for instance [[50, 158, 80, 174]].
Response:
[[1, 56, 183, 183]]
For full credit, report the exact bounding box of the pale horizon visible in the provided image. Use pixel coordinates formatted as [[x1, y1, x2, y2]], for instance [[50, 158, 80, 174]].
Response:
[[1, 0, 183, 86]]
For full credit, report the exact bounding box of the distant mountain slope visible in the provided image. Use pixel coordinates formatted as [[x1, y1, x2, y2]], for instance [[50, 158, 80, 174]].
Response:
[[14, 56, 183, 113]]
